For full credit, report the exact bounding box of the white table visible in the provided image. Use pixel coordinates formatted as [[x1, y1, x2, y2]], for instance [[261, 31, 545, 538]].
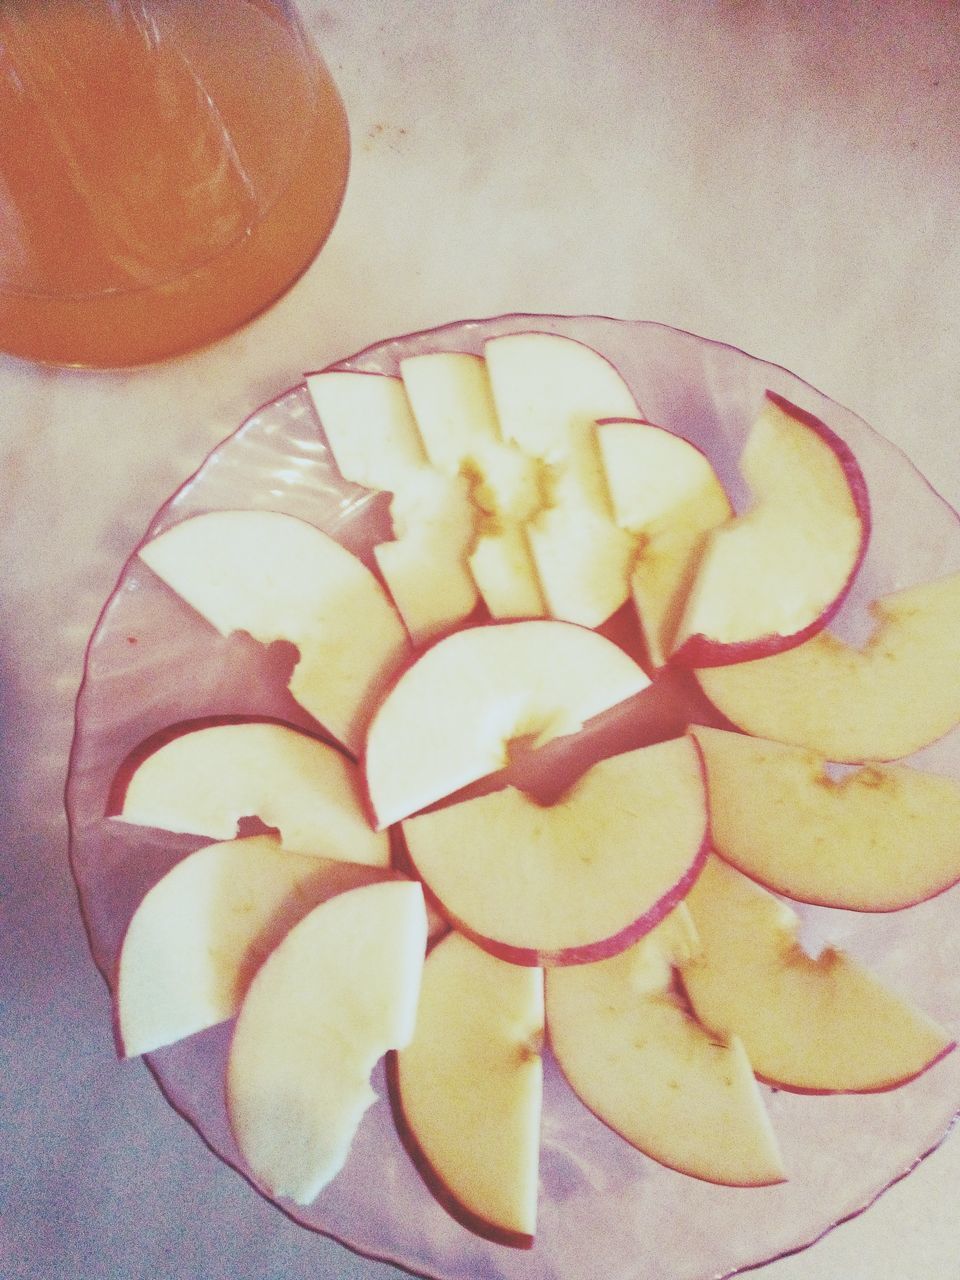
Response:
[[3, 3, 958, 1278]]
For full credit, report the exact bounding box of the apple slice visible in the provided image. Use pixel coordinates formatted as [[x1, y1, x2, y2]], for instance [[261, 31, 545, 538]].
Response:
[[114, 720, 389, 865], [227, 879, 427, 1204], [372, 467, 480, 643], [116, 834, 391, 1057], [306, 368, 425, 492], [671, 393, 870, 666], [696, 571, 960, 762], [138, 510, 410, 756], [484, 332, 639, 626], [597, 418, 732, 667], [680, 856, 954, 1093], [364, 619, 650, 829], [545, 906, 785, 1187], [399, 351, 546, 618], [690, 725, 960, 910], [307, 370, 479, 642], [389, 931, 543, 1247], [403, 737, 708, 966]]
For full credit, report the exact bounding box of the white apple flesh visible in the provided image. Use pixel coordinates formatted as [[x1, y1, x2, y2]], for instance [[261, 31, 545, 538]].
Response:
[[403, 737, 708, 965], [307, 370, 480, 642], [399, 351, 546, 618], [364, 619, 650, 829], [390, 931, 543, 1247], [115, 720, 389, 865], [138, 510, 410, 756], [596, 417, 732, 668], [227, 879, 427, 1205], [672, 393, 870, 666], [116, 835, 391, 1057], [484, 332, 640, 626], [680, 856, 954, 1092], [696, 571, 960, 761], [545, 906, 785, 1186], [691, 725, 960, 910]]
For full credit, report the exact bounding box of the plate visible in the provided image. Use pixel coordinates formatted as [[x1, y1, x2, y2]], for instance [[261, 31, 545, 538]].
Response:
[[67, 314, 960, 1280]]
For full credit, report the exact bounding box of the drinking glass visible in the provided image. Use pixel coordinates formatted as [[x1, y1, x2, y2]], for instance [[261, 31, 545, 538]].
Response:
[[0, 0, 350, 366]]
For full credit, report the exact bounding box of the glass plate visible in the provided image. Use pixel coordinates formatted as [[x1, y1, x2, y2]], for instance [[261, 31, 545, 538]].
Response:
[[66, 314, 960, 1280]]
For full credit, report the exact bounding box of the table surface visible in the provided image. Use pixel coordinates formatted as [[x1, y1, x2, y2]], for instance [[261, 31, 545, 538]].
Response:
[[3, 3, 959, 1278]]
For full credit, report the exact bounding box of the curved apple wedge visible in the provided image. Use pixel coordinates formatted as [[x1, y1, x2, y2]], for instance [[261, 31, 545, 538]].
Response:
[[307, 370, 480, 643], [402, 737, 708, 966], [691, 725, 960, 910], [389, 932, 543, 1248], [227, 880, 427, 1205], [597, 418, 732, 668], [672, 393, 869, 667], [545, 907, 785, 1187], [484, 332, 640, 626], [113, 721, 389, 865], [138, 510, 410, 755], [696, 571, 960, 762], [116, 835, 392, 1057], [680, 857, 954, 1093], [398, 351, 546, 620], [364, 620, 650, 829]]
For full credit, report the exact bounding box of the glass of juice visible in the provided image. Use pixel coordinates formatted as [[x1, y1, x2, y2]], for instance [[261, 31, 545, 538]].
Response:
[[0, 0, 350, 367]]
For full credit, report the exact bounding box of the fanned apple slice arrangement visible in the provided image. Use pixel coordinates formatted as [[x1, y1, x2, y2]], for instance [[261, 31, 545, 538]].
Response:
[[107, 331, 960, 1252]]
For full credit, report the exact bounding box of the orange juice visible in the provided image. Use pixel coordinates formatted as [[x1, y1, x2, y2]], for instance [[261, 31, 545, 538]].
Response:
[[0, 0, 349, 366]]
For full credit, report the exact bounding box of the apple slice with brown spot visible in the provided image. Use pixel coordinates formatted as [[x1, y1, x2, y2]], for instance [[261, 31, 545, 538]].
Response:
[[484, 332, 640, 627], [695, 571, 960, 762], [597, 417, 732, 668], [691, 724, 960, 910], [680, 856, 954, 1093]]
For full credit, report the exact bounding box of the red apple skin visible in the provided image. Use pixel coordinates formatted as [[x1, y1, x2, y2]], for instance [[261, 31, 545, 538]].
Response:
[[402, 735, 711, 968], [670, 393, 872, 669], [384, 1050, 534, 1250]]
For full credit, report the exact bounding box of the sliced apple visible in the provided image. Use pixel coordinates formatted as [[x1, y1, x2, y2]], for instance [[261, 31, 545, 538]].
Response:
[[671, 393, 870, 666], [227, 879, 427, 1204], [306, 368, 425, 492], [545, 906, 785, 1186], [390, 931, 543, 1247], [680, 856, 954, 1093], [114, 720, 389, 865], [373, 467, 480, 643], [484, 332, 639, 626], [690, 725, 960, 910], [696, 570, 960, 762], [116, 835, 391, 1057], [399, 351, 546, 618], [364, 619, 650, 829], [307, 370, 479, 642], [138, 510, 410, 756], [403, 737, 708, 966], [597, 418, 732, 667]]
